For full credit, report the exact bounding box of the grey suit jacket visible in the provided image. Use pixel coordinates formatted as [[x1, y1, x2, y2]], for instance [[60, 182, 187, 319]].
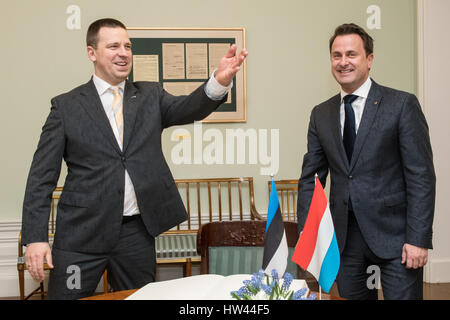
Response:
[[21, 79, 226, 253], [297, 80, 435, 259]]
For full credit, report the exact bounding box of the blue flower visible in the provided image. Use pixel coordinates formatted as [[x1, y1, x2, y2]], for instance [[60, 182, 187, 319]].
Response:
[[261, 283, 273, 296], [231, 286, 251, 299], [231, 269, 314, 300], [243, 280, 252, 287], [282, 272, 293, 291], [250, 274, 263, 290], [292, 288, 307, 300], [257, 269, 265, 279], [239, 286, 250, 295], [230, 290, 240, 298], [271, 269, 279, 283]]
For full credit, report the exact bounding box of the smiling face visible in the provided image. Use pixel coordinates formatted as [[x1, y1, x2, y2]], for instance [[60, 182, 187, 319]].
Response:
[[87, 26, 132, 86], [330, 34, 374, 94]]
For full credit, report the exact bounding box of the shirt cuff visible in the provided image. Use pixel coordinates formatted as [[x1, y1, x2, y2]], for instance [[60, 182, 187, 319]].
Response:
[[204, 70, 233, 101]]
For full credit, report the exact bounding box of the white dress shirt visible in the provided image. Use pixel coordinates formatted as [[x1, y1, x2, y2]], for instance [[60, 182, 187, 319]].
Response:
[[339, 77, 373, 136], [92, 73, 230, 216]]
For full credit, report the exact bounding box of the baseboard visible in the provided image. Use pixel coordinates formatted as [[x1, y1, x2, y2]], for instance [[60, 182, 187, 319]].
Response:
[[426, 259, 450, 283]]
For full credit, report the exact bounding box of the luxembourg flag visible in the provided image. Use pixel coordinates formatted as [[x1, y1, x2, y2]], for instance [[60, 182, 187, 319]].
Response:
[[292, 176, 340, 293], [262, 179, 288, 277]]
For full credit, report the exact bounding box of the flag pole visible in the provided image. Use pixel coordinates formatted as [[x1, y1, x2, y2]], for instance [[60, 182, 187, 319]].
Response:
[[316, 174, 323, 300]]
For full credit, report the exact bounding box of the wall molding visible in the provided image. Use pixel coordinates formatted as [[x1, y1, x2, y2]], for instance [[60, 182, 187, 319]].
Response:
[[428, 259, 450, 283]]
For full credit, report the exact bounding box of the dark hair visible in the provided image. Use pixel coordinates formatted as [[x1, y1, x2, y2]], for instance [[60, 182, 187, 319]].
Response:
[[329, 23, 374, 56], [86, 18, 127, 48]]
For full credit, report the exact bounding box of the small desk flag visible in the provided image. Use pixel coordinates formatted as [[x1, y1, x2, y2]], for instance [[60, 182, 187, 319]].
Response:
[[292, 176, 340, 293], [262, 179, 288, 276]]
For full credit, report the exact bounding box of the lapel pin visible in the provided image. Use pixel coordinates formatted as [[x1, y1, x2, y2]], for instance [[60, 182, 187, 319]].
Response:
[[374, 101, 378, 105]]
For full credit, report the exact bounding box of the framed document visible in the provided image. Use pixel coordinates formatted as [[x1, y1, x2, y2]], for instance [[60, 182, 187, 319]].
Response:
[[127, 27, 247, 123]]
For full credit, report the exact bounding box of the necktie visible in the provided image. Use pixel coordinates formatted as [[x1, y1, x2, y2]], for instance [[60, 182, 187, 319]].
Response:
[[111, 86, 124, 146], [111, 86, 139, 211], [343, 94, 358, 163]]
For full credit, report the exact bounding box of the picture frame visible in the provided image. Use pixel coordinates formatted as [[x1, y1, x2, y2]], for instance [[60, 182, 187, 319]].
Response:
[[127, 27, 247, 123]]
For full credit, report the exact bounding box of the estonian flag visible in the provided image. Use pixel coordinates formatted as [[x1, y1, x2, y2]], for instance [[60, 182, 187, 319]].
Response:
[[262, 179, 288, 276], [292, 176, 340, 293]]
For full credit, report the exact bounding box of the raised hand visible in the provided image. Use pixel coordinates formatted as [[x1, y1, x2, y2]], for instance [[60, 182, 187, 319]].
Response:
[[214, 44, 248, 87]]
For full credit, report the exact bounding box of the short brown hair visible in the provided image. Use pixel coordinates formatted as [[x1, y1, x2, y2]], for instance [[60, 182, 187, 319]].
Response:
[[329, 23, 374, 56], [86, 18, 127, 48]]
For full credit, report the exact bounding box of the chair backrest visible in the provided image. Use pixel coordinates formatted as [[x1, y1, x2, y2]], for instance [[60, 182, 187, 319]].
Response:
[[167, 177, 263, 234], [268, 179, 298, 222], [28, 178, 262, 239], [196, 220, 300, 278], [48, 187, 62, 235]]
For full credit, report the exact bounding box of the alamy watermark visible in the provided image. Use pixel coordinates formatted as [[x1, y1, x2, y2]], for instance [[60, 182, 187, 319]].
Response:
[[66, 265, 81, 290], [170, 122, 279, 176], [366, 265, 381, 290]]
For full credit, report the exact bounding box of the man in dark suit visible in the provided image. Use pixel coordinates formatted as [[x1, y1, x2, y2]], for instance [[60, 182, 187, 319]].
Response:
[[21, 18, 247, 299], [297, 23, 435, 300]]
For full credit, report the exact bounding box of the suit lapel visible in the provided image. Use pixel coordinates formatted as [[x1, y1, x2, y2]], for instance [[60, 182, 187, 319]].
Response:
[[122, 80, 139, 153], [78, 79, 122, 155], [350, 80, 382, 171], [329, 94, 350, 171]]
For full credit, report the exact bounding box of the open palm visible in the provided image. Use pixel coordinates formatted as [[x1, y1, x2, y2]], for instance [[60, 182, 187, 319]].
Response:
[[215, 44, 248, 86]]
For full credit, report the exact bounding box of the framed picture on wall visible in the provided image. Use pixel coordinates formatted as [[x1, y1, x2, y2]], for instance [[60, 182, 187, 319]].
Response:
[[127, 27, 247, 123]]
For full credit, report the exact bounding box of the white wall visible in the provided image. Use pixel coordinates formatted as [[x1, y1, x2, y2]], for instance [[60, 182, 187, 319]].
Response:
[[418, 0, 450, 283]]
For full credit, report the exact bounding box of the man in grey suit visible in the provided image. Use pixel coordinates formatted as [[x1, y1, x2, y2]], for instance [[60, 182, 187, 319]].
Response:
[[297, 23, 435, 299], [21, 18, 248, 299]]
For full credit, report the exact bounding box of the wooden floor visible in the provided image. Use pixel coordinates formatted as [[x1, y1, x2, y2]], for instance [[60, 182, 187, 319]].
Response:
[[3, 282, 450, 300], [420, 282, 450, 300], [380, 282, 450, 300], [326, 282, 450, 300]]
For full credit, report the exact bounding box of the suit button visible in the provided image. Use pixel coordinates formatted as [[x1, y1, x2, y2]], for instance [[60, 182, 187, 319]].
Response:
[[121, 156, 126, 162], [348, 175, 353, 179]]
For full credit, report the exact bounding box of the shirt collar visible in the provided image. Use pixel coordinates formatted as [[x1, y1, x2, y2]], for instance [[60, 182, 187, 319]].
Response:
[[92, 74, 126, 96], [340, 77, 372, 102]]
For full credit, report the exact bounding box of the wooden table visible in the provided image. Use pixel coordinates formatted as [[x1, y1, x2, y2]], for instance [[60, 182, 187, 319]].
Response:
[[81, 289, 137, 300]]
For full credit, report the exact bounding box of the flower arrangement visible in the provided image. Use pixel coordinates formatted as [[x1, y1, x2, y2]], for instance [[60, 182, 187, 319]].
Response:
[[231, 269, 316, 300]]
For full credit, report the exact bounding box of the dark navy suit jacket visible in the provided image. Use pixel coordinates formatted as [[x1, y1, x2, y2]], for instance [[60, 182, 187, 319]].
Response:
[[297, 80, 435, 259]]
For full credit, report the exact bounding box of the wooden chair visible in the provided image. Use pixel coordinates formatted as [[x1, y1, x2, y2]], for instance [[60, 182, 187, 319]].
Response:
[[18, 177, 263, 297], [268, 179, 298, 222], [17, 187, 108, 300], [196, 220, 318, 290], [156, 177, 263, 276]]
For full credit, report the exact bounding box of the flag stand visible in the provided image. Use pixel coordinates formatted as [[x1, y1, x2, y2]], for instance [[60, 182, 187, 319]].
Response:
[[319, 286, 322, 300]]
